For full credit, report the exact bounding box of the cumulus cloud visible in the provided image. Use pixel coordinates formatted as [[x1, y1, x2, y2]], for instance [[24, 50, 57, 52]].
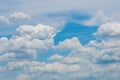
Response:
[[87, 23, 120, 63], [0, 22, 120, 80], [93, 22, 120, 39], [0, 0, 120, 79], [17, 24, 57, 39], [56, 37, 82, 50], [0, 24, 57, 62], [0, 0, 120, 38]]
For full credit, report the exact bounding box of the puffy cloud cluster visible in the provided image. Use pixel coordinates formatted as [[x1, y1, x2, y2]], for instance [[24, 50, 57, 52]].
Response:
[[0, 24, 57, 62], [0, 22, 120, 80], [17, 24, 57, 39]]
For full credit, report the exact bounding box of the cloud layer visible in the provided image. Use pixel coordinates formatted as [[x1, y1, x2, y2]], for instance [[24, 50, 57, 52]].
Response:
[[0, 22, 120, 80]]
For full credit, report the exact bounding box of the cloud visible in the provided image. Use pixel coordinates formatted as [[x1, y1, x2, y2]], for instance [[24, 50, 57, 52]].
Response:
[[49, 54, 82, 64], [56, 37, 82, 50], [0, 53, 16, 62], [82, 11, 120, 26], [6, 61, 80, 80], [17, 24, 57, 39], [93, 22, 120, 39], [0, 24, 57, 62], [0, 12, 31, 25], [0, 1, 119, 27], [10, 12, 31, 20], [0, 22, 120, 80], [0, 0, 120, 36], [0, 0, 120, 80], [49, 54, 64, 61], [5, 0, 119, 15], [28, 61, 80, 73], [0, 16, 10, 24], [6, 37, 119, 79], [17, 74, 31, 80]]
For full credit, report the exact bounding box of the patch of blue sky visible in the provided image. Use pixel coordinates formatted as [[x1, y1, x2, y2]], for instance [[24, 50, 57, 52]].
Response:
[[0, 25, 16, 38], [0, 20, 33, 38], [37, 15, 98, 62], [54, 22, 98, 45], [37, 49, 70, 62], [38, 23, 98, 62], [69, 12, 90, 21]]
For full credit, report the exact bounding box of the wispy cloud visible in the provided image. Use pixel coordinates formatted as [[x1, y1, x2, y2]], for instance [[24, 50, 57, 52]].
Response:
[[0, 12, 31, 24], [82, 11, 120, 26]]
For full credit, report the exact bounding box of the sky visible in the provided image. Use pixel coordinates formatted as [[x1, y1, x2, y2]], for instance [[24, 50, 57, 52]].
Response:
[[0, 0, 120, 80]]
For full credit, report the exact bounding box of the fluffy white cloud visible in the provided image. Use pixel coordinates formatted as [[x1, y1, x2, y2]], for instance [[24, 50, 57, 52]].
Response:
[[49, 22, 120, 79], [56, 37, 82, 50], [17, 24, 57, 39], [86, 23, 120, 62], [0, 24, 57, 62], [0, 36, 37, 60], [93, 22, 120, 39], [0, 0, 120, 79], [0, 22, 120, 80], [15, 20, 120, 80]]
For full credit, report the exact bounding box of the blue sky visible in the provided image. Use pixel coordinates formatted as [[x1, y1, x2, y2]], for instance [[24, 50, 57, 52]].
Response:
[[0, 0, 120, 80]]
